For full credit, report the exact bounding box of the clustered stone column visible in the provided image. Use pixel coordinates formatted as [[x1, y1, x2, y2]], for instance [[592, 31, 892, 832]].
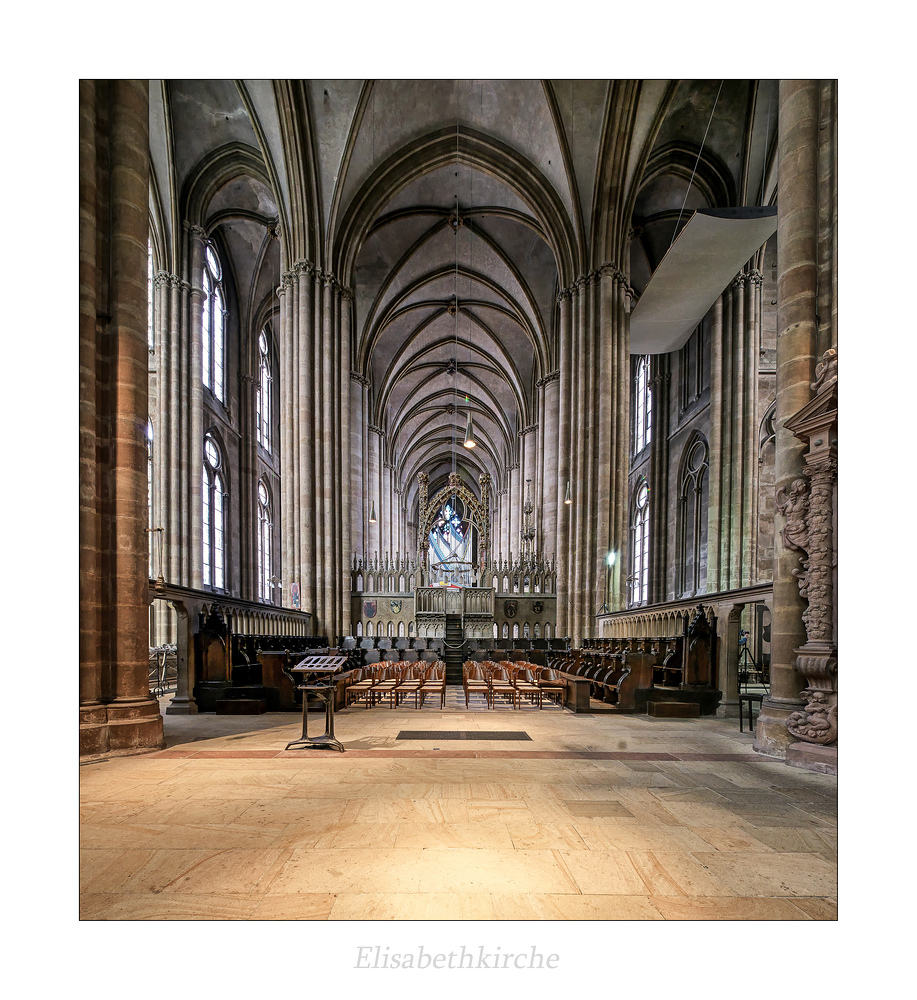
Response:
[[708, 268, 764, 592], [79, 79, 164, 755], [277, 261, 352, 639], [554, 263, 631, 644], [755, 79, 821, 756]]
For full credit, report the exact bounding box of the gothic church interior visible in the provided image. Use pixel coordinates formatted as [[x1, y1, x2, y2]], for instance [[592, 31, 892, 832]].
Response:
[[78, 76, 838, 923]]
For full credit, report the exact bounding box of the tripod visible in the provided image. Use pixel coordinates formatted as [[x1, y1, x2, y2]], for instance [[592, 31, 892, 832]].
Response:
[[738, 643, 765, 692]]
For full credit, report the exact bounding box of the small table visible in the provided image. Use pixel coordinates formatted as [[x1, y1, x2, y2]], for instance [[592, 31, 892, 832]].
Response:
[[285, 655, 348, 752], [738, 693, 764, 733]]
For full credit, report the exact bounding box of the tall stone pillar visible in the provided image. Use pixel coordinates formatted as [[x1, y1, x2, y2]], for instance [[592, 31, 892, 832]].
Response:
[[187, 224, 206, 591], [80, 79, 163, 756], [554, 290, 573, 637], [538, 372, 559, 558], [350, 372, 368, 564], [755, 79, 818, 756]]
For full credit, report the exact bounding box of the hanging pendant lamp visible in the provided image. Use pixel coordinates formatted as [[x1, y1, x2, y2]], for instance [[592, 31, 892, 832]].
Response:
[[564, 480, 572, 505], [463, 409, 476, 448], [369, 500, 377, 523]]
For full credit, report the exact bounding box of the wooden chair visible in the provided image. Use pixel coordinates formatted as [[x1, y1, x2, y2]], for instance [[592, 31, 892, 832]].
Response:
[[395, 662, 423, 708], [537, 667, 566, 707], [345, 666, 378, 708], [463, 664, 491, 708], [489, 666, 517, 709], [420, 664, 446, 709], [372, 665, 401, 708], [514, 666, 543, 709]]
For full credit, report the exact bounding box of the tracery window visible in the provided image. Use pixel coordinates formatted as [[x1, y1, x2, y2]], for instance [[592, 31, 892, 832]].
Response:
[[257, 479, 272, 602], [202, 433, 226, 590], [148, 241, 154, 352], [256, 329, 272, 451], [633, 355, 652, 454], [676, 434, 709, 596], [628, 478, 650, 607], [201, 244, 225, 402], [147, 420, 154, 576]]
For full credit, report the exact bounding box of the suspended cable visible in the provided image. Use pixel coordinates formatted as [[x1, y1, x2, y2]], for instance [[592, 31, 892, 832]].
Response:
[[671, 80, 724, 249]]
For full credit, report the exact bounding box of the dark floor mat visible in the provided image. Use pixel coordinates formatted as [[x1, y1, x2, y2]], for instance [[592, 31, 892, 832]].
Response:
[[396, 731, 532, 741]]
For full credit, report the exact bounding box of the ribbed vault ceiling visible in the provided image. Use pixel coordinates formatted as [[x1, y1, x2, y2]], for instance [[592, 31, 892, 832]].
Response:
[[150, 78, 778, 513]]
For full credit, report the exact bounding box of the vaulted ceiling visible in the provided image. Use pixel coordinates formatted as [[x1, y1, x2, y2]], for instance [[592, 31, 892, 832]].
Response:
[[149, 79, 778, 504]]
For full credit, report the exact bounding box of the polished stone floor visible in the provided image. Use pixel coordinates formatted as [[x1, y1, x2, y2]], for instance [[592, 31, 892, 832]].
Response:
[[79, 688, 837, 921]]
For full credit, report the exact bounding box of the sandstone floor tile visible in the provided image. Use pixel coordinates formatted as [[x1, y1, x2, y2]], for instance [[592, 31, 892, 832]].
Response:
[[137, 822, 287, 850], [160, 847, 293, 894], [328, 891, 497, 920], [79, 823, 168, 849], [504, 820, 588, 851], [394, 820, 514, 850], [129, 798, 259, 827], [235, 798, 347, 829], [490, 892, 663, 920], [651, 896, 820, 920], [81, 848, 209, 894], [185, 783, 294, 801], [80, 892, 259, 920], [419, 848, 579, 894], [564, 800, 635, 818], [557, 849, 647, 895], [247, 893, 337, 919], [738, 826, 837, 855], [466, 801, 534, 823], [571, 819, 714, 853], [266, 848, 421, 894], [626, 850, 736, 896], [694, 851, 837, 897], [786, 896, 838, 920], [313, 822, 402, 849], [686, 826, 778, 852]]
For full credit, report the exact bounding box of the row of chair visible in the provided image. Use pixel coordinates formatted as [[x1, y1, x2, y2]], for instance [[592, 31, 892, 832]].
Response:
[[461, 660, 566, 709], [344, 661, 447, 710]]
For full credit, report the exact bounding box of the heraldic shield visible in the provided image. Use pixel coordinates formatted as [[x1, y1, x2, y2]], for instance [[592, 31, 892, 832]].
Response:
[[363, 600, 377, 618], [504, 600, 517, 618], [390, 599, 402, 614], [533, 600, 544, 614]]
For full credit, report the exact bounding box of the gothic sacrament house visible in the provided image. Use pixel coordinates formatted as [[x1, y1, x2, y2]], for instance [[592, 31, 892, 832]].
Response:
[[80, 80, 837, 779]]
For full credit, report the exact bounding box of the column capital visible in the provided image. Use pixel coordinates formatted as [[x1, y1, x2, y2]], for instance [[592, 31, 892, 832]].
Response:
[[186, 223, 208, 240], [597, 260, 627, 283], [153, 270, 178, 288], [368, 424, 384, 437], [537, 370, 560, 388], [518, 424, 538, 437], [350, 371, 370, 387], [292, 258, 315, 277]]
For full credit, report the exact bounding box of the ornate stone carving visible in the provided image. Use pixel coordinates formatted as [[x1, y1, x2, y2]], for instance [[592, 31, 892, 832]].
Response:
[[153, 270, 176, 288], [787, 685, 837, 745], [811, 347, 837, 395], [536, 370, 560, 388], [780, 349, 838, 747]]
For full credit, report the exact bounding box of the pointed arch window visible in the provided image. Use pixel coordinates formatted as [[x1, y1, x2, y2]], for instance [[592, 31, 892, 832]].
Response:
[[203, 433, 226, 590], [202, 244, 225, 402], [256, 329, 273, 451], [676, 434, 709, 596], [147, 241, 154, 352], [633, 355, 652, 454], [628, 479, 650, 607], [257, 478, 273, 603], [147, 420, 154, 576]]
